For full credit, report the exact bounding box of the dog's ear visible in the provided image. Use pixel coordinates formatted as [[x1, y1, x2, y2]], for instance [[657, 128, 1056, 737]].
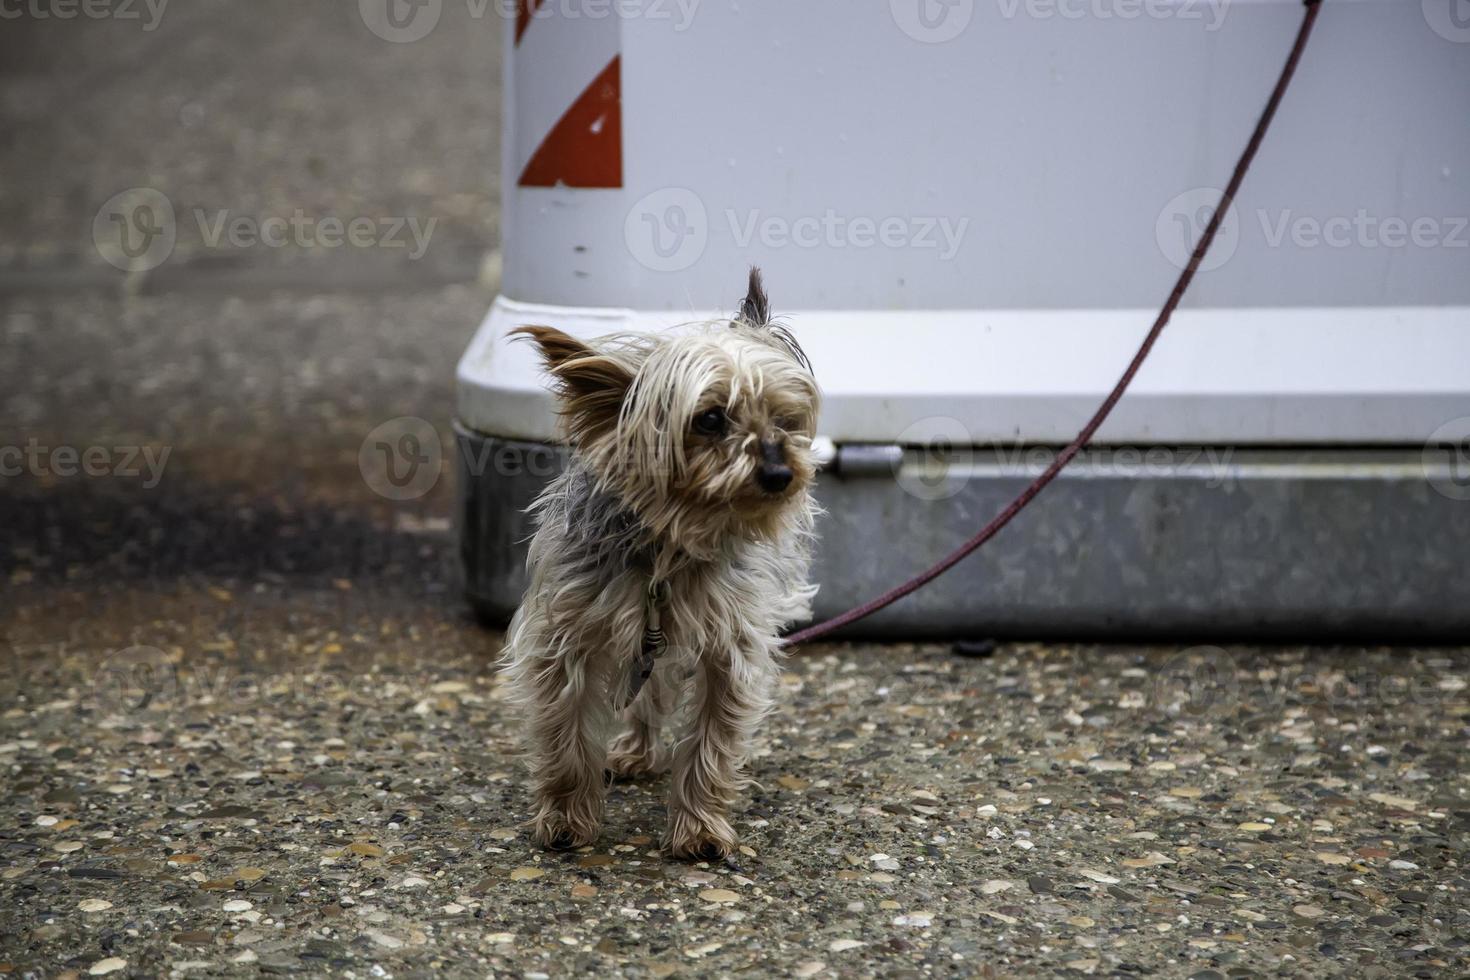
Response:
[[736, 266, 773, 329], [512, 325, 633, 442], [734, 266, 813, 375]]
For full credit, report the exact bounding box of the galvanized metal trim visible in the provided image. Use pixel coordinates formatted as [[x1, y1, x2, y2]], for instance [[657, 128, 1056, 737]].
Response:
[[457, 427, 1470, 640]]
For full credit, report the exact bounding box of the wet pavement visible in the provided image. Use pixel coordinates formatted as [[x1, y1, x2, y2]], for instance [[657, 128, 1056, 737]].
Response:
[[3, 2, 1470, 978]]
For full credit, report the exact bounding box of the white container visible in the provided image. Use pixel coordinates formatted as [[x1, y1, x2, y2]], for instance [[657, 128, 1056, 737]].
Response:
[[461, 0, 1470, 446], [456, 0, 1470, 637]]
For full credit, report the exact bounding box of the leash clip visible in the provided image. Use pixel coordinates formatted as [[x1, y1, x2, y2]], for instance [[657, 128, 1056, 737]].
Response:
[[620, 578, 669, 709]]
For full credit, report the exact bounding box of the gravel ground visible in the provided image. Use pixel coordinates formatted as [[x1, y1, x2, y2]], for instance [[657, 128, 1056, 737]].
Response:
[[3, 2, 1470, 978], [2, 616, 1469, 978]]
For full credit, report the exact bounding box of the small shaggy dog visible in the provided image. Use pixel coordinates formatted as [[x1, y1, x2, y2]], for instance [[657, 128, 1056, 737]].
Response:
[[503, 269, 820, 860]]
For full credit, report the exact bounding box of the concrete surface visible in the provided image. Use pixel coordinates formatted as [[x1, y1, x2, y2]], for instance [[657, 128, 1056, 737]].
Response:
[[2, 2, 1468, 978]]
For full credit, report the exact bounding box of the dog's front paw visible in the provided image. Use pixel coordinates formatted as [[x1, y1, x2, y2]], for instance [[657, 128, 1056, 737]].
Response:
[[531, 800, 602, 851], [664, 809, 737, 862]]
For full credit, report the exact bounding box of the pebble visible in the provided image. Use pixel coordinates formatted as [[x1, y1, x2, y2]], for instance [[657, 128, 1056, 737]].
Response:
[[684, 942, 724, 959], [699, 888, 740, 904], [1121, 852, 1175, 869], [893, 912, 934, 927], [89, 959, 126, 976], [1368, 792, 1418, 810], [1088, 759, 1132, 772], [222, 899, 253, 913], [828, 939, 865, 952], [1078, 869, 1120, 884], [78, 899, 113, 912]]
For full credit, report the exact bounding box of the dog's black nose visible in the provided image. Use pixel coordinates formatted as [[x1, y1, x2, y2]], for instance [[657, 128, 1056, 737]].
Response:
[[757, 464, 794, 494]]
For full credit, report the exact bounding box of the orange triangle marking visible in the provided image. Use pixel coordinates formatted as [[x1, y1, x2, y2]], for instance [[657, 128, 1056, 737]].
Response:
[[518, 56, 622, 189], [514, 0, 543, 45]]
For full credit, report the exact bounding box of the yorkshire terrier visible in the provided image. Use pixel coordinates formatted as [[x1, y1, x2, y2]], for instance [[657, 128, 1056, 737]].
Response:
[[503, 268, 820, 860]]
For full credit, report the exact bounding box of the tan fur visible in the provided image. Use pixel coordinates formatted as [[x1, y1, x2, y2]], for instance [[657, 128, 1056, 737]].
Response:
[[502, 271, 820, 860]]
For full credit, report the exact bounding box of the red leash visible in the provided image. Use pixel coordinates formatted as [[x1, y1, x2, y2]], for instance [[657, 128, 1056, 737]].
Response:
[[784, 0, 1325, 647]]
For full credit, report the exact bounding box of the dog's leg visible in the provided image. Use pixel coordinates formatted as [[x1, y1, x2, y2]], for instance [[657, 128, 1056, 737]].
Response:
[[665, 644, 772, 861], [521, 648, 613, 850]]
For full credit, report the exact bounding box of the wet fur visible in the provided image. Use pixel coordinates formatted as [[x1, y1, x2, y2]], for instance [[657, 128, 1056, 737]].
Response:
[[502, 269, 820, 859]]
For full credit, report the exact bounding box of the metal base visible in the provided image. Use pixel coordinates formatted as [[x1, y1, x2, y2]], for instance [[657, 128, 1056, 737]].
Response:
[[456, 425, 1470, 641]]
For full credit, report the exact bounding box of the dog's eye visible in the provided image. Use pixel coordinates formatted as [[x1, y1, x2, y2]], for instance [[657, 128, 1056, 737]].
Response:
[[692, 407, 727, 437]]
